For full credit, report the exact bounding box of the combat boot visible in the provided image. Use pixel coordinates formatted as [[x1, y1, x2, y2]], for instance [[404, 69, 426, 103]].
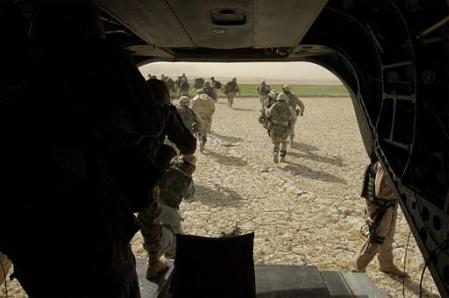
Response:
[[146, 254, 169, 280], [273, 154, 279, 163], [280, 150, 286, 162]]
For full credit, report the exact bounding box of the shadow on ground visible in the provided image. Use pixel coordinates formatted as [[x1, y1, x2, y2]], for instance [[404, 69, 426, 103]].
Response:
[[193, 184, 244, 207], [291, 141, 319, 152], [288, 150, 344, 167], [281, 161, 347, 184], [205, 149, 248, 167], [209, 131, 243, 144], [387, 274, 440, 298], [232, 107, 257, 112]]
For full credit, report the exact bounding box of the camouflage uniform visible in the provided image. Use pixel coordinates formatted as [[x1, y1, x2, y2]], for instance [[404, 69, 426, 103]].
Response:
[[257, 81, 271, 110], [223, 78, 240, 108], [179, 78, 190, 96], [157, 157, 196, 257], [191, 91, 216, 152], [267, 93, 293, 163], [203, 82, 217, 101], [259, 90, 278, 129], [210, 77, 222, 90], [137, 83, 196, 279], [194, 77, 205, 90], [353, 161, 405, 276], [282, 85, 305, 144], [177, 96, 204, 137]]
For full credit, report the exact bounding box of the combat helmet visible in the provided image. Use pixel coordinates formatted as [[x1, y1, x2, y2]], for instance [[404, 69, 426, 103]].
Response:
[[179, 95, 190, 106], [277, 93, 288, 101], [282, 85, 291, 92], [268, 90, 278, 99]]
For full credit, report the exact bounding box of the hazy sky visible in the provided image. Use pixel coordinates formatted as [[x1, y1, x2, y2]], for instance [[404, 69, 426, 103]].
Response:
[[140, 61, 341, 85]]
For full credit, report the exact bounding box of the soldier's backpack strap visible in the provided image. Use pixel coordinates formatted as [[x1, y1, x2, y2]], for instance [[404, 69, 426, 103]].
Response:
[[361, 163, 377, 201]]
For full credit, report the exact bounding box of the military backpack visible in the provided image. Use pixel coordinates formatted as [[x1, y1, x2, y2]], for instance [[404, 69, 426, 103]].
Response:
[[270, 101, 291, 124]]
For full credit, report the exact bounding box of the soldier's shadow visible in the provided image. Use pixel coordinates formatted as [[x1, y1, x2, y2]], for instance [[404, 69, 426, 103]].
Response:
[[209, 132, 243, 144], [387, 274, 440, 298], [232, 107, 256, 112], [205, 149, 248, 167], [281, 161, 347, 184], [193, 184, 244, 207], [289, 141, 344, 167], [291, 141, 319, 152]]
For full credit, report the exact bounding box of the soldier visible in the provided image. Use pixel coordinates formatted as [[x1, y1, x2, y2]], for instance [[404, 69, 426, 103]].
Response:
[[266, 93, 293, 163], [352, 160, 406, 277], [191, 89, 216, 152], [223, 77, 240, 108], [282, 85, 305, 144], [2, 3, 166, 296], [179, 77, 190, 96], [194, 77, 205, 90], [203, 81, 218, 102], [157, 155, 197, 258], [139, 80, 196, 280], [177, 95, 203, 139], [166, 77, 177, 98], [259, 90, 278, 129], [265, 90, 278, 109], [210, 76, 222, 90], [257, 80, 271, 110]]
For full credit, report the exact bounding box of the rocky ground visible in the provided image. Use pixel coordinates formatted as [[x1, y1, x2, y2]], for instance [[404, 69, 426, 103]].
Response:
[[2, 96, 440, 297]]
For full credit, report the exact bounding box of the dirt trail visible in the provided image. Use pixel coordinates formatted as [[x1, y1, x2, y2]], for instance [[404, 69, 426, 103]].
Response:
[[2, 97, 440, 297]]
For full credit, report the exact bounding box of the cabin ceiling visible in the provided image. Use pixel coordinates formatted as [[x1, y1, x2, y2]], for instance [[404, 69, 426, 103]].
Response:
[[93, 0, 327, 54]]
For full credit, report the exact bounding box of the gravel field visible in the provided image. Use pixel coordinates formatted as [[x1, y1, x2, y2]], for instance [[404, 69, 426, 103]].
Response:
[[3, 97, 440, 297]]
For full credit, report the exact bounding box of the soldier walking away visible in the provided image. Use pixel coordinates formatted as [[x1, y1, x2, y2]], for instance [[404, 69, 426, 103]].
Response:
[[203, 81, 218, 102], [257, 80, 271, 110], [1, 2, 167, 297], [210, 76, 222, 90], [223, 77, 240, 108], [179, 77, 190, 96], [266, 93, 293, 163], [258, 90, 278, 129], [191, 89, 216, 152], [352, 160, 406, 277], [156, 155, 197, 258], [282, 85, 305, 145], [175, 73, 187, 95], [194, 77, 205, 90], [138, 80, 196, 280], [177, 95, 204, 141]]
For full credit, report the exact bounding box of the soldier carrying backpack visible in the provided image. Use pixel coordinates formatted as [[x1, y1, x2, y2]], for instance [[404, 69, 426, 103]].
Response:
[[266, 93, 294, 163]]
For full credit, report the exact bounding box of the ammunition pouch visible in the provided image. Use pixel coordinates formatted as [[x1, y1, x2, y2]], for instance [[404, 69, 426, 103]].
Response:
[[295, 108, 300, 116]]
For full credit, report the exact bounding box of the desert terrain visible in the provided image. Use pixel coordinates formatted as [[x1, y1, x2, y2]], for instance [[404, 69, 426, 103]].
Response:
[[133, 96, 440, 297], [2, 96, 440, 297]]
